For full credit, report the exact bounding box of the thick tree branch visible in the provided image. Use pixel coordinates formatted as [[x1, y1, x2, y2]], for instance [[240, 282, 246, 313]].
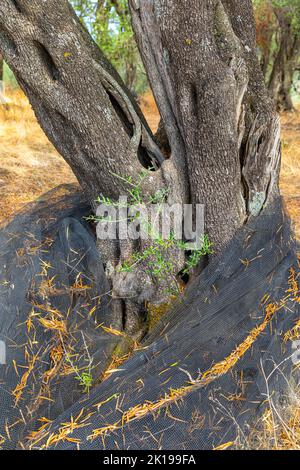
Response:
[[0, 0, 166, 204]]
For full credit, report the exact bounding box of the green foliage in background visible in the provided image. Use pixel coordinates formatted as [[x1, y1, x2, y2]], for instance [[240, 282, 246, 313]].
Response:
[[71, 0, 148, 94]]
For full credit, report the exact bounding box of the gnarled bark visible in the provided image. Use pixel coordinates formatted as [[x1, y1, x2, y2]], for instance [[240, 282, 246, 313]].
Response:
[[0, 0, 281, 249], [0, 53, 4, 103], [129, 0, 281, 249], [0, 53, 3, 81]]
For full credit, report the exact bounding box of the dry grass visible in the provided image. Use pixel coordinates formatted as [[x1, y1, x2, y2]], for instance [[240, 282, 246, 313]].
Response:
[[140, 91, 300, 239], [40, 292, 295, 447], [237, 266, 300, 450], [0, 88, 76, 222]]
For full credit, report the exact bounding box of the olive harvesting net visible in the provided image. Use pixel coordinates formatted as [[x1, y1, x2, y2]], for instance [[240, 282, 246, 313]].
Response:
[[0, 184, 299, 450]]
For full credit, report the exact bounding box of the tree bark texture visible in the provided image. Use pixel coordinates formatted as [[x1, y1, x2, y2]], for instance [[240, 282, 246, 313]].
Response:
[[0, 0, 283, 335], [0, 0, 181, 206], [0, 0, 281, 250]]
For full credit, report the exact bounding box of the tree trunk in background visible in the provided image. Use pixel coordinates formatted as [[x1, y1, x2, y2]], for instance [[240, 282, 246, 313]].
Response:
[[130, 0, 281, 249], [95, 0, 110, 28], [0, 53, 4, 103], [269, 8, 300, 112]]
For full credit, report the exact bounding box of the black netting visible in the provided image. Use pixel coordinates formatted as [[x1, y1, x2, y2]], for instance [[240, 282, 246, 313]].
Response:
[[0, 184, 299, 450]]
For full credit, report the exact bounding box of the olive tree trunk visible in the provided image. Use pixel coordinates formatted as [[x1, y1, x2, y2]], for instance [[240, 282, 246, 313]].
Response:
[[0, 0, 282, 332], [130, 0, 281, 248]]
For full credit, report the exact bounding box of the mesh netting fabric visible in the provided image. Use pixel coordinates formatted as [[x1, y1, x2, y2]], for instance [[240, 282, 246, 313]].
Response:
[[0, 185, 299, 450]]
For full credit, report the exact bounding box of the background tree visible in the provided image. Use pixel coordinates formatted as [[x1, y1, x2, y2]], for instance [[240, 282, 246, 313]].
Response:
[[255, 0, 300, 111], [255, 0, 277, 78], [0, 0, 281, 335]]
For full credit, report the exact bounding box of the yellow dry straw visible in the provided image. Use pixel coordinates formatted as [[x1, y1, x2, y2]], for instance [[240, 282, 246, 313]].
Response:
[[88, 301, 282, 441]]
